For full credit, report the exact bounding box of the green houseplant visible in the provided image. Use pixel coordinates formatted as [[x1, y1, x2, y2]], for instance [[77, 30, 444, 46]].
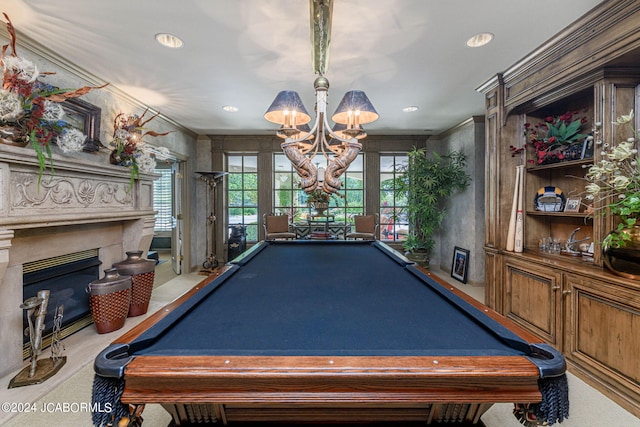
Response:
[[584, 110, 640, 278], [395, 147, 471, 263]]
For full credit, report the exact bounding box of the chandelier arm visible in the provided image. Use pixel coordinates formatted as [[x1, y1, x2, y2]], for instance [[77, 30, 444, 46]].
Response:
[[323, 139, 362, 193], [284, 140, 315, 156], [325, 121, 358, 144], [280, 113, 320, 153], [321, 113, 351, 156], [281, 140, 319, 193]]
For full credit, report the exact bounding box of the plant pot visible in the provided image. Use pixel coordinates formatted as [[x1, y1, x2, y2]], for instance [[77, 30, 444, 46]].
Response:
[[405, 250, 430, 268], [313, 202, 329, 216], [109, 150, 122, 165], [603, 226, 640, 280]]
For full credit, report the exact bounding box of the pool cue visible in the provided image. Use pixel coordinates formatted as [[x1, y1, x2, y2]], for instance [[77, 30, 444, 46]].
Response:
[[514, 164, 525, 252], [505, 165, 520, 252]]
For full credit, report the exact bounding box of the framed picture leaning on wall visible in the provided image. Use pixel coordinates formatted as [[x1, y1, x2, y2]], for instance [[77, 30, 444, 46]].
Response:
[[451, 246, 470, 284]]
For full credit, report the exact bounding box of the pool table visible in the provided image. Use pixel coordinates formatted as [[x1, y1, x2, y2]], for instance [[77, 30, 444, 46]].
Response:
[[93, 240, 568, 426]]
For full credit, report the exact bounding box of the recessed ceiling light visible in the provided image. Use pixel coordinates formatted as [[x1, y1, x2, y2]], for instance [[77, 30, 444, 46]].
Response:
[[402, 106, 419, 113], [466, 32, 494, 47], [222, 105, 239, 112], [155, 33, 184, 49]]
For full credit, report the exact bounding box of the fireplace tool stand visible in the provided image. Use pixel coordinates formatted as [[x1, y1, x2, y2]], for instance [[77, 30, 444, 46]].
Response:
[[9, 290, 66, 388], [196, 171, 228, 273]]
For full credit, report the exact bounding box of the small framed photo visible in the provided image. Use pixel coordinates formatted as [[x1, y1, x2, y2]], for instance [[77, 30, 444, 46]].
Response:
[[451, 246, 470, 284], [564, 197, 581, 213]]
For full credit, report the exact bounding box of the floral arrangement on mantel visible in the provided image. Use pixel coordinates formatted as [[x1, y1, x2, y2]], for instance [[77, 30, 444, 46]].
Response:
[[108, 109, 171, 186], [0, 13, 106, 180], [523, 111, 589, 165], [585, 110, 639, 249]]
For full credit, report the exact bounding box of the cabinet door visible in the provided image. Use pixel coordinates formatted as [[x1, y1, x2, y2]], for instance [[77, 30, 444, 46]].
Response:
[[504, 257, 563, 348], [564, 273, 640, 413]]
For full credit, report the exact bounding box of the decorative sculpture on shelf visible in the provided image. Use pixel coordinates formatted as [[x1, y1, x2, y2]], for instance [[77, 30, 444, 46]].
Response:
[[9, 290, 67, 388]]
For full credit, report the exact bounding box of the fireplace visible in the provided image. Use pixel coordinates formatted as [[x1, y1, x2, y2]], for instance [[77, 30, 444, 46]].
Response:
[[0, 144, 158, 377], [22, 250, 101, 357]]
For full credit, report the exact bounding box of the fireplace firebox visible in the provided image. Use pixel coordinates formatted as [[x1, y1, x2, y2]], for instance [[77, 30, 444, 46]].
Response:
[[22, 250, 101, 357]]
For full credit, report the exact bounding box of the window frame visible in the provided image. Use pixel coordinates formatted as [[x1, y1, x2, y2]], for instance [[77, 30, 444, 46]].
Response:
[[379, 153, 409, 242], [226, 154, 259, 242]]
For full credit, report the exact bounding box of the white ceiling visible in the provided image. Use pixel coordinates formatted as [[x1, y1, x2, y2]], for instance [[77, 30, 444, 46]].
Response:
[[2, 0, 603, 136]]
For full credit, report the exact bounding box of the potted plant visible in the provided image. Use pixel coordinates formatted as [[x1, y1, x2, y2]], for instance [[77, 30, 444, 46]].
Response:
[[584, 110, 640, 278], [395, 147, 471, 266], [306, 188, 340, 216], [524, 111, 589, 164]]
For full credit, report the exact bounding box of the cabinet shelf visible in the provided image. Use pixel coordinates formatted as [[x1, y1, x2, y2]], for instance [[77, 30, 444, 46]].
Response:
[[526, 210, 592, 219], [526, 158, 593, 172], [523, 248, 595, 266]]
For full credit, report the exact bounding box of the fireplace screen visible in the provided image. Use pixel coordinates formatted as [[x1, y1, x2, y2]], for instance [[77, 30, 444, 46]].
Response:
[[22, 250, 101, 355]]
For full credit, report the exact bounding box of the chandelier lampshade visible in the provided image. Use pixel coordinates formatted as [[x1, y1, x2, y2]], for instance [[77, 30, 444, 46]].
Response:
[[331, 90, 379, 126], [264, 90, 312, 127]]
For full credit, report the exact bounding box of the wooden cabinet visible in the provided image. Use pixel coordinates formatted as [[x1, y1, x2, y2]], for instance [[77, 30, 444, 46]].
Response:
[[478, 0, 640, 417], [501, 255, 640, 415], [504, 257, 563, 348], [564, 273, 640, 412]]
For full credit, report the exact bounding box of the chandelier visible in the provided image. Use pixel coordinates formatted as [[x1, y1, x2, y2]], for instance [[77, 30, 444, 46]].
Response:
[[264, 0, 378, 194]]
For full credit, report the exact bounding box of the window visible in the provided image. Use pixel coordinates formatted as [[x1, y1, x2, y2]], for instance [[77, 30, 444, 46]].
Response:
[[153, 166, 173, 232], [273, 154, 304, 220], [273, 153, 364, 224], [338, 154, 365, 221], [379, 154, 408, 241], [227, 155, 258, 241]]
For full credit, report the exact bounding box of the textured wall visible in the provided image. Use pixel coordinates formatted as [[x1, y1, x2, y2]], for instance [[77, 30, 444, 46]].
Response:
[[429, 117, 485, 285]]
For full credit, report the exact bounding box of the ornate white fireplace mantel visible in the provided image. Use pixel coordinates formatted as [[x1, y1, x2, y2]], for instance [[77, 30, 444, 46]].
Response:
[[0, 144, 157, 377]]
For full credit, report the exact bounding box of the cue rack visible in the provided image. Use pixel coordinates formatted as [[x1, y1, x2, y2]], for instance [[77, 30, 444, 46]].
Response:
[[196, 171, 228, 272]]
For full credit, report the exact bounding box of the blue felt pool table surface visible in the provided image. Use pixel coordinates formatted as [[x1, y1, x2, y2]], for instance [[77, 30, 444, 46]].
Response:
[[93, 240, 567, 426]]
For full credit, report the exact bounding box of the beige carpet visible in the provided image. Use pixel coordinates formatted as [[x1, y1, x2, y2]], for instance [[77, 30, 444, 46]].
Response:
[[1, 267, 638, 427]]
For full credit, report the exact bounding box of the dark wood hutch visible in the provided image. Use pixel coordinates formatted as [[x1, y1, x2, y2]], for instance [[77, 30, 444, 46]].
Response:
[[478, 0, 640, 418]]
